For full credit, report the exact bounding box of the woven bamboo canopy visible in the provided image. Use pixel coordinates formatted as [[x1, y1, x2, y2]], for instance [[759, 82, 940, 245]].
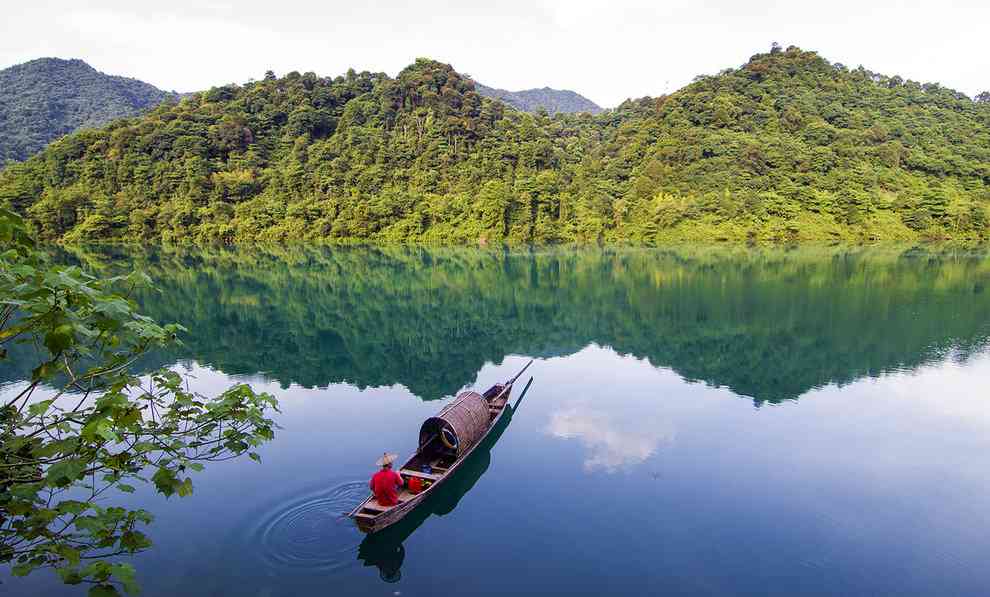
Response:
[[419, 391, 490, 458]]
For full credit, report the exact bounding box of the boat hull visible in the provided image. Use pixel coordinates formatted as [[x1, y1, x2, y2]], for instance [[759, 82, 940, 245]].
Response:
[[353, 392, 511, 534]]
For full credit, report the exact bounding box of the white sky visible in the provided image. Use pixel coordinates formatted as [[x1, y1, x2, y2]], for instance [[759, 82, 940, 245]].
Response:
[[2, 0, 988, 108]]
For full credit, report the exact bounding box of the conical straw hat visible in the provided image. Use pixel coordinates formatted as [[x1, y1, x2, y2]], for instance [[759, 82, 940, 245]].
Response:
[[375, 452, 398, 467]]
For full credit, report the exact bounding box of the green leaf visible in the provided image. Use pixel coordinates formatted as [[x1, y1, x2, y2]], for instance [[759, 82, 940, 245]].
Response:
[[115, 407, 143, 427], [0, 322, 31, 341], [56, 499, 90, 515], [176, 477, 194, 498], [46, 458, 86, 486], [27, 399, 54, 417], [117, 483, 136, 493], [120, 530, 152, 552], [82, 417, 118, 443], [248, 452, 261, 463], [43, 323, 75, 354], [57, 566, 84, 584], [132, 441, 157, 453], [31, 361, 56, 381], [81, 561, 113, 582], [151, 468, 177, 497], [8, 481, 44, 501], [96, 392, 130, 409], [73, 515, 105, 534], [89, 584, 122, 597], [6, 500, 35, 516], [56, 545, 81, 566], [110, 563, 139, 595], [33, 436, 80, 458], [11, 562, 35, 577]]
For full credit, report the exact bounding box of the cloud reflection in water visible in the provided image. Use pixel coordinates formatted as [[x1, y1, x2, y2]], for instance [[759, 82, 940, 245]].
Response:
[[546, 406, 675, 473]]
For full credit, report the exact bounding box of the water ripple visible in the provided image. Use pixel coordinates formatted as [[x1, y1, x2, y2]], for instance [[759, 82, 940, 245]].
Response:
[[250, 480, 368, 574]]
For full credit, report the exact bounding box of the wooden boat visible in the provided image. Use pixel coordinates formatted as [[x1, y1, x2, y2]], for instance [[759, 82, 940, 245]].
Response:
[[349, 360, 532, 534], [357, 377, 532, 581]]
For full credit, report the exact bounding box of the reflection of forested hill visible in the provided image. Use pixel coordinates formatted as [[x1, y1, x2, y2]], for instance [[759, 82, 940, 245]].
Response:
[[10, 246, 989, 404]]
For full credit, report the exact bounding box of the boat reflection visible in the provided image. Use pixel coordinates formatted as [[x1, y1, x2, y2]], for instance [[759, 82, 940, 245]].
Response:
[[357, 380, 530, 582]]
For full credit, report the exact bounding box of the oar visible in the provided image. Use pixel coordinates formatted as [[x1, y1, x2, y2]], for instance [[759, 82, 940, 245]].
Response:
[[505, 359, 534, 386], [512, 376, 534, 412], [487, 359, 534, 404], [346, 497, 367, 518]]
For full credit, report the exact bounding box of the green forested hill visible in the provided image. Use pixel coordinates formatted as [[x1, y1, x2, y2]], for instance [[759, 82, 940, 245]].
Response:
[[1, 46, 989, 243], [0, 58, 177, 163]]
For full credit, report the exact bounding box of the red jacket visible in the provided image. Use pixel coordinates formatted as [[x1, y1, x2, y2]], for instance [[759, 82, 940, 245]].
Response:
[[370, 469, 403, 506]]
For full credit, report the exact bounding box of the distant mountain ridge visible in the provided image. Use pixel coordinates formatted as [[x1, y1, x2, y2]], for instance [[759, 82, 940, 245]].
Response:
[[474, 82, 602, 114], [0, 57, 176, 162]]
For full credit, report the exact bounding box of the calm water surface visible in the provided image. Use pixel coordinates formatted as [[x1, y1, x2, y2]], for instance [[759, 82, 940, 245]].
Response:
[[3, 245, 990, 596]]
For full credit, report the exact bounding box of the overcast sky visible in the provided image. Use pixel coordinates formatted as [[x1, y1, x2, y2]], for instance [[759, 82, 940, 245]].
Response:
[[2, 0, 987, 108]]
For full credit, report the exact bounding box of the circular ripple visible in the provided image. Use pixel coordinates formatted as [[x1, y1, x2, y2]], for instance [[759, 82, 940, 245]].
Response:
[[252, 480, 368, 573]]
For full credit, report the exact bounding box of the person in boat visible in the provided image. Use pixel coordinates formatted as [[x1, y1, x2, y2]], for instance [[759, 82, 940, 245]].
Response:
[[370, 453, 405, 506]]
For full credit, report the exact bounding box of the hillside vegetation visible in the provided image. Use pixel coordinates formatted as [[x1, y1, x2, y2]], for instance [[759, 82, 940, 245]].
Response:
[[0, 58, 176, 163], [1, 46, 989, 243]]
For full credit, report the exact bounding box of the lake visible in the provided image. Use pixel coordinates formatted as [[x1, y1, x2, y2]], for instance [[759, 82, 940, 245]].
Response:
[[3, 244, 990, 596]]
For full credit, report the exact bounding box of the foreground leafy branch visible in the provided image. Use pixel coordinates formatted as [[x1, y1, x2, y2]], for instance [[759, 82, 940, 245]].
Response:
[[0, 209, 279, 595]]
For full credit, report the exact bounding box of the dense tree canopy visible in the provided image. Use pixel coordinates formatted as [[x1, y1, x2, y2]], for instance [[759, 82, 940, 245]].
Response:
[[1, 47, 988, 243], [0, 59, 176, 164]]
